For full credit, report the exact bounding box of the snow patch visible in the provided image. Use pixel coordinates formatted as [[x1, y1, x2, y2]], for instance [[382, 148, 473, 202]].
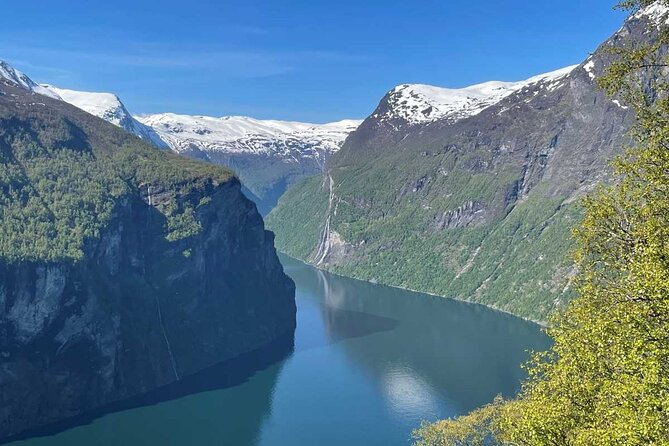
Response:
[[612, 99, 629, 109], [138, 114, 361, 158], [43, 87, 128, 127], [380, 65, 578, 125], [0, 60, 61, 100], [40, 85, 169, 148], [633, 1, 669, 26], [583, 60, 596, 80]]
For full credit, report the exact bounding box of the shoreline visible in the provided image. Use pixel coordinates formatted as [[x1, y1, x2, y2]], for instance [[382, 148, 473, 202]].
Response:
[[277, 252, 549, 328]]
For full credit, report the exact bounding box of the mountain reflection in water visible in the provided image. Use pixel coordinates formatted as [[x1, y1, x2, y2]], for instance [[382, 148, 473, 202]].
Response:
[[10, 255, 549, 446]]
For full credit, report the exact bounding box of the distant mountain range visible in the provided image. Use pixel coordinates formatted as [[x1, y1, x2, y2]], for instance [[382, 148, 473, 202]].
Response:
[[136, 114, 360, 214], [0, 61, 582, 217], [0, 60, 361, 214], [0, 60, 585, 218]]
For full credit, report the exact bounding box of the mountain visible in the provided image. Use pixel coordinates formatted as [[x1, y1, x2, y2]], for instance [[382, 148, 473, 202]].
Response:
[[266, 5, 663, 322], [0, 68, 296, 439], [0, 64, 360, 215], [41, 85, 170, 149], [0, 61, 61, 100], [137, 114, 361, 214], [376, 66, 577, 127]]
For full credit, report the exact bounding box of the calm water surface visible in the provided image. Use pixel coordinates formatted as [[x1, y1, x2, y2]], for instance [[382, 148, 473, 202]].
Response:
[[11, 255, 550, 446]]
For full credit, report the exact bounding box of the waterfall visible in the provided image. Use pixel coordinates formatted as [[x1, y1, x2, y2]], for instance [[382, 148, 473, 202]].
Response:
[[315, 174, 335, 265]]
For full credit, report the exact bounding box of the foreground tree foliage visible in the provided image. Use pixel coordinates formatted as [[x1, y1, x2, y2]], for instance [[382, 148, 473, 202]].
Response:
[[414, 1, 669, 444], [413, 398, 504, 446]]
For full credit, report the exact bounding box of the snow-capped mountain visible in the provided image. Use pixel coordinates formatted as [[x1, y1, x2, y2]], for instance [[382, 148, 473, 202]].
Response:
[[0, 58, 580, 216], [0, 61, 167, 148], [136, 113, 361, 213], [40, 85, 169, 149], [268, 2, 669, 322], [0, 61, 61, 100], [138, 113, 359, 161], [376, 65, 577, 126], [0, 59, 359, 213]]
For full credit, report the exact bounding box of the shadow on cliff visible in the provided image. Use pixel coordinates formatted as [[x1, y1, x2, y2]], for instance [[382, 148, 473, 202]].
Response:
[[0, 82, 298, 446], [1, 333, 295, 445]]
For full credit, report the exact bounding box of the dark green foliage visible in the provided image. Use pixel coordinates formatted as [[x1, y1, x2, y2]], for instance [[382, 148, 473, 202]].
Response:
[[268, 174, 329, 259], [0, 85, 233, 263], [268, 157, 578, 320], [268, 52, 629, 323]]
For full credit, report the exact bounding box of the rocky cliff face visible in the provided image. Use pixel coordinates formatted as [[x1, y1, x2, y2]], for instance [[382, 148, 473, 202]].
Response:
[[267, 5, 666, 321], [0, 75, 296, 440]]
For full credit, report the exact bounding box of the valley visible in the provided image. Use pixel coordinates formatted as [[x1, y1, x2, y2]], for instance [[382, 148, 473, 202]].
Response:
[[266, 7, 661, 322], [1, 1, 668, 444]]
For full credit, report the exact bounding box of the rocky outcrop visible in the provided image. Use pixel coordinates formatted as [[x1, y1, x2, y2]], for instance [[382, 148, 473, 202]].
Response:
[[433, 201, 487, 230]]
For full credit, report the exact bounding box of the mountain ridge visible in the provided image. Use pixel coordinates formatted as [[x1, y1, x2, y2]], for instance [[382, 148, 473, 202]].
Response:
[[137, 112, 359, 158], [0, 59, 592, 218], [0, 60, 362, 214], [377, 65, 578, 127], [41, 84, 170, 149], [265, 4, 660, 322], [0, 61, 61, 100]]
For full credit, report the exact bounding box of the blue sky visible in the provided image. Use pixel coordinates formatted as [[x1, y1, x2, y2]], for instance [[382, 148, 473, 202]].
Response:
[[1, 1, 626, 122]]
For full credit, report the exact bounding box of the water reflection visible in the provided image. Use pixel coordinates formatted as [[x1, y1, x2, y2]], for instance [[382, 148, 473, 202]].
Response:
[[382, 366, 441, 417], [10, 256, 549, 446], [5, 333, 294, 446], [284, 254, 551, 421]]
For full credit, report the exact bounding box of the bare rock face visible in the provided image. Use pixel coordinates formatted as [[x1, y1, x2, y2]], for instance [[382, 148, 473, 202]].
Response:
[[0, 179, 296, 441], [433, 201, 487, 230]]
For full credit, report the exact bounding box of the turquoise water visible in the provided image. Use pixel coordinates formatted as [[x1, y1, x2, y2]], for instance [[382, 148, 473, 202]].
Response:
[[10, 255, 550, 445]]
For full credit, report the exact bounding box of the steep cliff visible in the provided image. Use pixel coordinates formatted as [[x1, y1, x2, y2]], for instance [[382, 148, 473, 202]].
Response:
[[267, 5, 667, 321], [0, 75, 295, 439]]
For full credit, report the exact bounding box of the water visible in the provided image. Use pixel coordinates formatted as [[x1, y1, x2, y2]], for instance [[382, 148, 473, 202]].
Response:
[[9, 255, 550, 446]]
